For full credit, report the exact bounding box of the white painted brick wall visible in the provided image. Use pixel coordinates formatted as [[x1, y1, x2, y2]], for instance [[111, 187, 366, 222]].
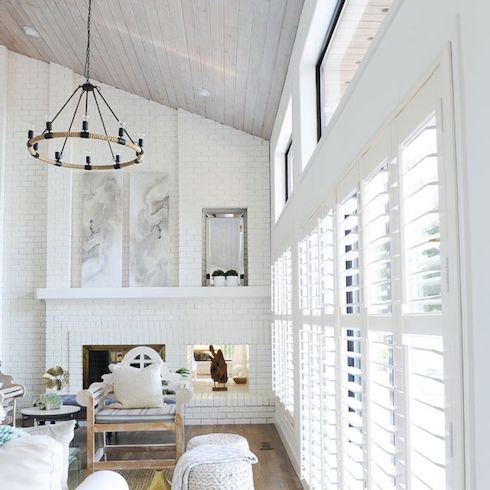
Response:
[[0, 49, 273, 421], [1, 52, 49, 399], [178, 110, 270, 287]]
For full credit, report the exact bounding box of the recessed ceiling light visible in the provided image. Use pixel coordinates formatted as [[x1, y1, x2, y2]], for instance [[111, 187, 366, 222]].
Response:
[[355, 60, 362, 65], [22, 26, 40, 38], [381, 7, 389, 13], [195, 87, 211, 97], [367, 36, 374, 41]]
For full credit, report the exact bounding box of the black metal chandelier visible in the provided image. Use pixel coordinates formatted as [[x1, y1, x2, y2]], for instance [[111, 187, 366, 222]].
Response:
[[26, 0, 143, 170]]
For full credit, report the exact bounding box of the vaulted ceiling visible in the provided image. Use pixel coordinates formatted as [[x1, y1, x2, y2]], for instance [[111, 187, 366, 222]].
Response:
[[0, 0, 304, 139]]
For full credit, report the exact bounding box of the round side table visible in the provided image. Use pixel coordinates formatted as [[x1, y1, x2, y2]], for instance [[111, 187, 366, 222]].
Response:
[[20, 405, 81, 427]]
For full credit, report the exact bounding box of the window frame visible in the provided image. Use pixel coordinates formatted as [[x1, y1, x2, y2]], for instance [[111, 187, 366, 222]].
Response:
[[285, 139, 293, 202], [315, 0, 346, 141]]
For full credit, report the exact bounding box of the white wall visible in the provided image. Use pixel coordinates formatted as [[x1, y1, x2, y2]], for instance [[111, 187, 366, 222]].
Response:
[[0, 48, 271, 422], [270, 0, 490, 487]]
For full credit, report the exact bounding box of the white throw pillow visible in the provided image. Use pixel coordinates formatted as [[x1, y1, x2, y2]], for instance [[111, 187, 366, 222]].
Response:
[[0, 434, 64, 490], [110, 363, 163, 408], [24, 420, 75, 490]]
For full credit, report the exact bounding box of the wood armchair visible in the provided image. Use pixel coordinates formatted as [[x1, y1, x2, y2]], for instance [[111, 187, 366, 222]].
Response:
[[77, 346, 192, 474], [0, 370, 26, 426]]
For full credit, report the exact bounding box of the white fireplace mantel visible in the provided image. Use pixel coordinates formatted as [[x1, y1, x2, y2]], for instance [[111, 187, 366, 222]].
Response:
[[35, 286, 270, 300]]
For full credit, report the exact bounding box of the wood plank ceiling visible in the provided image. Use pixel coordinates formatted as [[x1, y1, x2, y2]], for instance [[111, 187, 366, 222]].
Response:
[[0, 0, 304, 139]]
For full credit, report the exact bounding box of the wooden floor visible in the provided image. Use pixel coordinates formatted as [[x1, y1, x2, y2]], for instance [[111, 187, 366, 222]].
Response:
[[69, 424, 302, 490]]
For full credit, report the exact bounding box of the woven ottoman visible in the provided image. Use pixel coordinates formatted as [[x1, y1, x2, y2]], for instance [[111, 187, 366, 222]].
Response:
[[186, 433, 254, 490], [187, 433, 249, 451]]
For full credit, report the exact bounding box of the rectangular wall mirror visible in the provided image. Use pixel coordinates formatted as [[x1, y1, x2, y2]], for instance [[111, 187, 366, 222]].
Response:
[[203, 209, 248, 286]]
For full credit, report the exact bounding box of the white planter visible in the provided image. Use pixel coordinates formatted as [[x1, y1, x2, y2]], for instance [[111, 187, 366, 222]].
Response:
[[226, 276, 239, 287], [213, 276, 226, 287]]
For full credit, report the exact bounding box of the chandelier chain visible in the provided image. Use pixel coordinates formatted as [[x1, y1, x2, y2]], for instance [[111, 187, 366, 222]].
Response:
[[84, 0, 92, 80]]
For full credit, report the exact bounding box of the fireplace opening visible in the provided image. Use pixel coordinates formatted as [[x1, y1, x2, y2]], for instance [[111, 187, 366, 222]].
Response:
[[83, 344, 166, 389], [189, 344, 249, 393]]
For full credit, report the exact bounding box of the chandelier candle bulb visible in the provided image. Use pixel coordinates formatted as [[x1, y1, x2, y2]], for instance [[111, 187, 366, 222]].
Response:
[[55, 151, 61, 166]]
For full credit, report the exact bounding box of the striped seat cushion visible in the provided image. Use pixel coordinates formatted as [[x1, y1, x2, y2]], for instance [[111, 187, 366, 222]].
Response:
[[96, 405, 176, 423]]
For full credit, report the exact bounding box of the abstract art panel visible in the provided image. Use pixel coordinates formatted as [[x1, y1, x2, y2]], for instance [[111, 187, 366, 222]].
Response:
[[130, 173, 170, 286], [81, 173, 123, 287]]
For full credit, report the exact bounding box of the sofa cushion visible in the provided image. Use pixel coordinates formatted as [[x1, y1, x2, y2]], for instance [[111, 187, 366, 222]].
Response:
[[110, 363, 164, 408], [24, 420, 75, 490], [0, 434, 64, 490], [96, 405, 176, 423]]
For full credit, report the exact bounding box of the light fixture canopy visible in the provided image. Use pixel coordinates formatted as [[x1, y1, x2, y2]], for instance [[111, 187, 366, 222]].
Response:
[[195, 87, 211, 97], [22, 25, 40, 38], [26, 0, 143, 171]]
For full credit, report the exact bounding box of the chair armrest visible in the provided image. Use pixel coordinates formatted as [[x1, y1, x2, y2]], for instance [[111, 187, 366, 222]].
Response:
[[76, 470, 129, 490], [176, 384, 193, 414]]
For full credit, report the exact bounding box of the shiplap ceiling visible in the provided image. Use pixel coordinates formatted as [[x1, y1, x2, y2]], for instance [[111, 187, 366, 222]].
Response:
[[0, 0, 304, 139]]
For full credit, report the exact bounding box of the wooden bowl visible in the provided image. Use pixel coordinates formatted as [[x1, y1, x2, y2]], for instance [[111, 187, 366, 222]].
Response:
[[233, 377, 248, 384]]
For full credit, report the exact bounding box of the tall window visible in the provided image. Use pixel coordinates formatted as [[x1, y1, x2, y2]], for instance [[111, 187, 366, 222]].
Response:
[[316, 0, 394, 138], [293, 67, 463, 488], [285, 139, 293, 202]]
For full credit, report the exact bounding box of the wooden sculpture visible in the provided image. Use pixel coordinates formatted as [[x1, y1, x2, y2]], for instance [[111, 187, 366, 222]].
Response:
[[209, 345, 228, 391]]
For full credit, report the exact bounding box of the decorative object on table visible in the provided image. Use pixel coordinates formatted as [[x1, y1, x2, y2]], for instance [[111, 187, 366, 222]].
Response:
[[211, 269, 226, 286], [26, 0, 143, 171], [175, 368, 190, 378], [225, 269, 239, 286], [42, 366, 69, 391], [232, 364, 248, 384], [34, 392, 63, 410], [209, 345, 228, 391], [81, 173, 123, 287], [130, 173, 170, 287]]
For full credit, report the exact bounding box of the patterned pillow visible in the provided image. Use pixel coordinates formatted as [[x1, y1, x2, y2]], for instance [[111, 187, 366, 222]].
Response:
[[0, 425, 27, 447]]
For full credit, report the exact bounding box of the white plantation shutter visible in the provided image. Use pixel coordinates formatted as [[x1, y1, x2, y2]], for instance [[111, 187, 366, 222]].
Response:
[[400, 115, 442, 314], [300, 322, 339, 490], [339, 192, 361, 315], [405, 335, 446, 490], [363, 163, 393, 315], [319, 211, 335, 315], [341, 327, 365, 489], [290, 64, 463, 489], [368, 332, 397, 490], [300, 324, 322, 488], [271, 250, 294, 417]]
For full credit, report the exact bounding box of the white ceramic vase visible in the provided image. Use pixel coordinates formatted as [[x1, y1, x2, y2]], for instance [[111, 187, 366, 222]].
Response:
[[213, 276, 226, 287], [226, 276, 239, 287]]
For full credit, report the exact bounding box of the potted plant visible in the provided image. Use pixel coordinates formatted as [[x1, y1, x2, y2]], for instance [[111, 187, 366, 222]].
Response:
[[212, 269, 226, 286], [225, 269, 239, 287]]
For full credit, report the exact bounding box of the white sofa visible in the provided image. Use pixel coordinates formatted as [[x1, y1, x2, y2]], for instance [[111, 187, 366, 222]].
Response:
[[0, 425, 128, 490]]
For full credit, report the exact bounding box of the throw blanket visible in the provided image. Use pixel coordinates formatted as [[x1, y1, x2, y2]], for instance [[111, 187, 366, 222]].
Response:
[[0, 425, 27, 447], [172, 444, 258, 490]]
